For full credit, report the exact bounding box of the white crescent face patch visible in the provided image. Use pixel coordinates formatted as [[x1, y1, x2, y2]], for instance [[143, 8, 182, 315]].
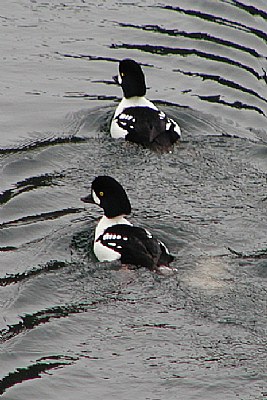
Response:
[[92, 190, 100, 205]]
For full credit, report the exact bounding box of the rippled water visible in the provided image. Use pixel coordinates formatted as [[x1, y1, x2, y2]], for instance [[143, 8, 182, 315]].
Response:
[[1, 1, 267, 399]]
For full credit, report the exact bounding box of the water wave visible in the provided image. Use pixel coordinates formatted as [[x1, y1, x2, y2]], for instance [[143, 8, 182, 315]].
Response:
[[0, 355, 76, 395]]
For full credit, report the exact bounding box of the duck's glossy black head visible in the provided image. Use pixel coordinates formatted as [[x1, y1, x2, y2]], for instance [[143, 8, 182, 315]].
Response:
[[81, 175, 131, 218], [115, 58, 146, 99]]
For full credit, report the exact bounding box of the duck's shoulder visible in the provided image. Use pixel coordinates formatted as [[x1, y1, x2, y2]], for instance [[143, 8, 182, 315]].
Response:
[[95, 216, 131, 239], [113, 96, 158, 117]]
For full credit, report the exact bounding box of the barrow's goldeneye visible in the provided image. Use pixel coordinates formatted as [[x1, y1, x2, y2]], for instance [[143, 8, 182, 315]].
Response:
[[110, 58, 181, 150], [81, 175, 176, 274]]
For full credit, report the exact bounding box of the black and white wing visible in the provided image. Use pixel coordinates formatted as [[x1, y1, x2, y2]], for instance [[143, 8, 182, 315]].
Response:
[[97, 224, 174, 271], [116, 106, 181, 148]]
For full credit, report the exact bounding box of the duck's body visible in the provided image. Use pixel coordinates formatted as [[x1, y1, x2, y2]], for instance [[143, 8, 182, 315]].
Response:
[[110, 59, 181, 149], [81, 176, 175, 273]]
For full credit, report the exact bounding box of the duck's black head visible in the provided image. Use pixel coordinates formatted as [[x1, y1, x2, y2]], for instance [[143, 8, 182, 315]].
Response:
[[81, 175, 131, 218], [114, 58, 146, 99]]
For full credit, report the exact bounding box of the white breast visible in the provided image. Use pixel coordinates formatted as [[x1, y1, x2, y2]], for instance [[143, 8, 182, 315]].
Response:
[[94, 216, 132, 262]]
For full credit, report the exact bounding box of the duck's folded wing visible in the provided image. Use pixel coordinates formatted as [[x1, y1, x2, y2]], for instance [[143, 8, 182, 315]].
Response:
[[97, 224, 161, 270], [116, 106, 180, 146]]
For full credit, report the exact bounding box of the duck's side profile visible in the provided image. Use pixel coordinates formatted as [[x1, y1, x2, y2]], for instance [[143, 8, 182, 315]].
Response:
[[81, 175, 175, 274], [110, 59, 181, 150]]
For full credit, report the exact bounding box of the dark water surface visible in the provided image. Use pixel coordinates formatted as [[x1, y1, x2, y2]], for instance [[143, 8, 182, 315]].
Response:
[[1, 1, 267, 399]]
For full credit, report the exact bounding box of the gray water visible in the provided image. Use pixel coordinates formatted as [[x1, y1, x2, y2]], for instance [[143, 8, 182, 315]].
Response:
[[0, 1, 267, 399]]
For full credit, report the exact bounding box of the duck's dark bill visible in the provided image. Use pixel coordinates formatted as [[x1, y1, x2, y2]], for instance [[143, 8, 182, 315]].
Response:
[[113, 74, 119, 85], [81, 194, 94, 204]]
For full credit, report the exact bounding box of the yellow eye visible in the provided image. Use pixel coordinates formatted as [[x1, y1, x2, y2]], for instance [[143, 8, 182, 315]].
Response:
[[99, 191, 104, 197], [121, 72, 125, 77]]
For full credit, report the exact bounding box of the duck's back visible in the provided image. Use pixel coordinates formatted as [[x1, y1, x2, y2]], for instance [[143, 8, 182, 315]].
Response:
[[111, 97, 180, 148]]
